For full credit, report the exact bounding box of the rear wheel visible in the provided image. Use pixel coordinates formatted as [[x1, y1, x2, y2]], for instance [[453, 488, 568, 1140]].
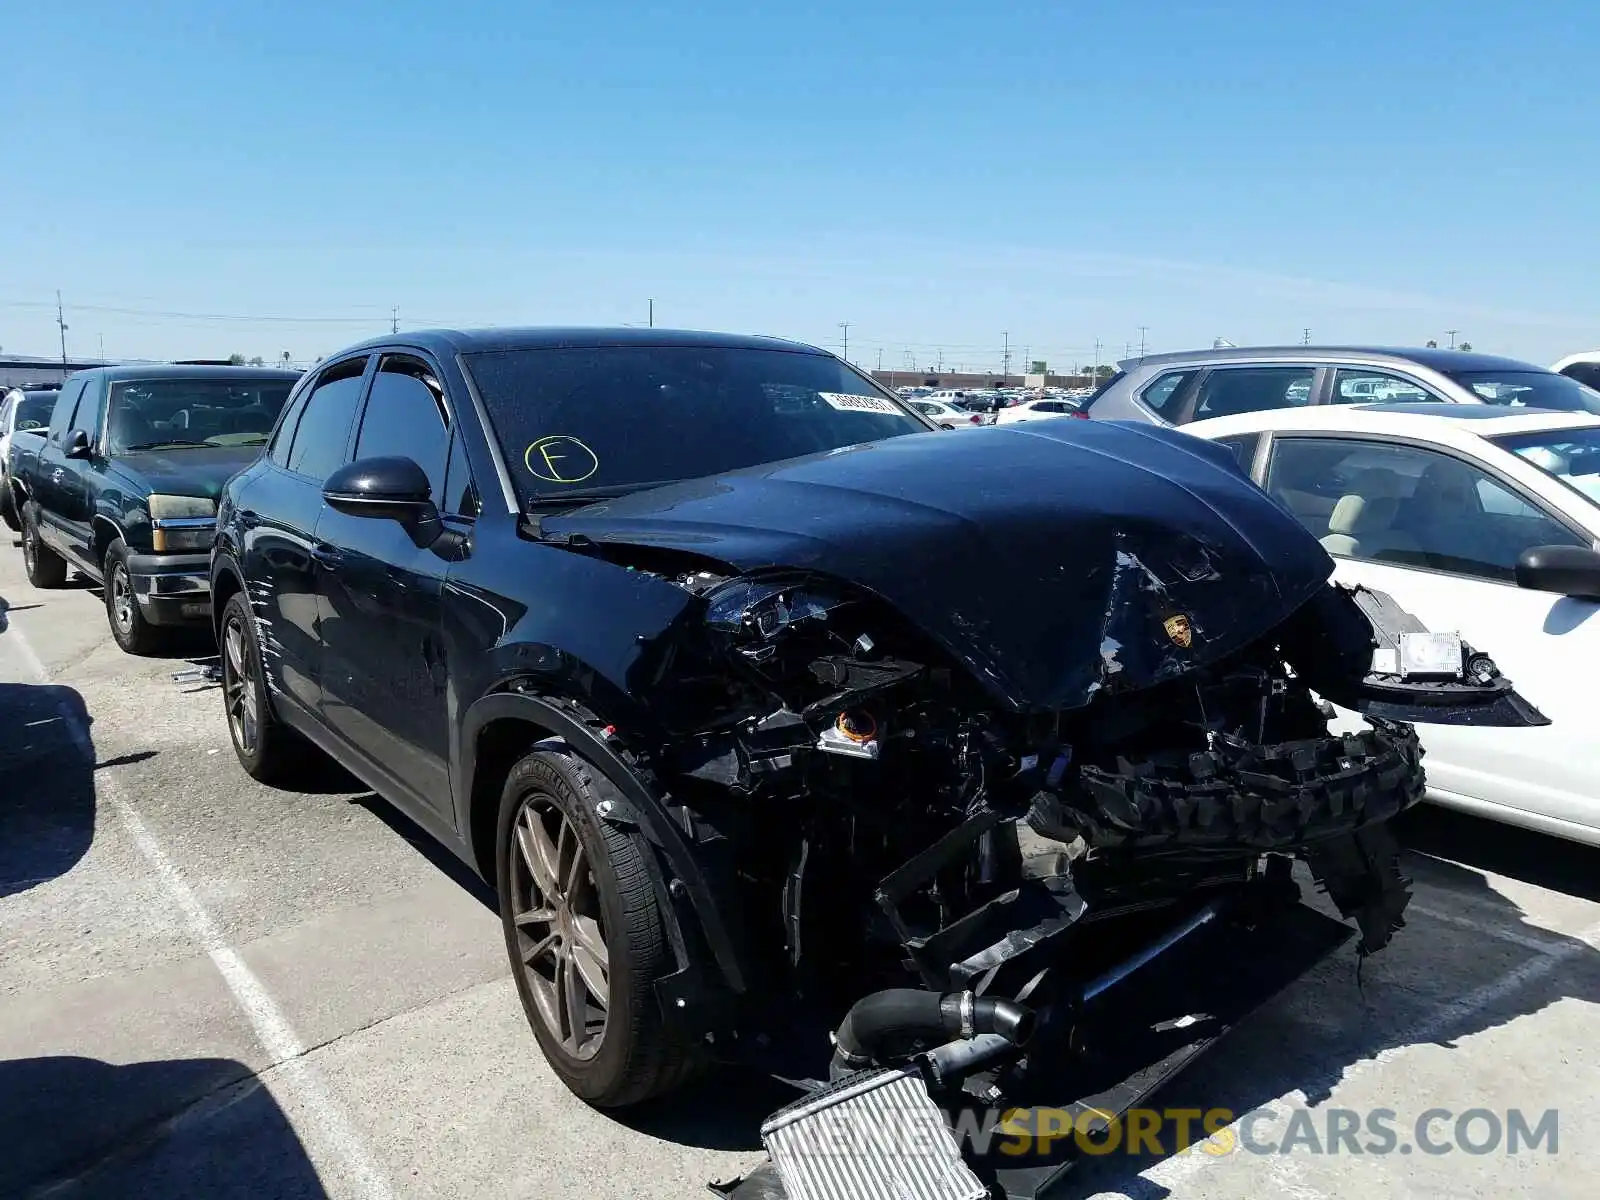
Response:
[[0, 477, 19, 532], [21, 505, 67, 588], [104, 540, 170, 655], [219, 591, 311, 785], [496, 743, 700, 1107]]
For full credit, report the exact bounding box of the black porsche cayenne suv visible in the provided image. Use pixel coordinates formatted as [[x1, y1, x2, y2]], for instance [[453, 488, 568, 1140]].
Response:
[[211, 327, 1541, 1128]]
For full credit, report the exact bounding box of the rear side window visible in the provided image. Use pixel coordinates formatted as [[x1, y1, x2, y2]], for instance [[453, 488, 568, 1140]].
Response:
[[442, 432, 481, 518], [1560, 362, 1600, 390], [1214, 432, 1261, 474], [354, 356, 451, 501], [1191, 367, 1315, 422], [267, 384, 311, 467], [47, 379, 86, 443], [286, 358, 368, 481], [1136, 370, 1197, 417]]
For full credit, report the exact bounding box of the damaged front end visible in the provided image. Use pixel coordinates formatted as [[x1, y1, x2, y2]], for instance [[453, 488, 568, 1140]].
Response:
[[621, 565, 1540, 1199]]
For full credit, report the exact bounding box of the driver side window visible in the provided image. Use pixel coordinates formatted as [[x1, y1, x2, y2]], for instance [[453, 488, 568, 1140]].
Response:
[[1267, 437, 1585, 581]]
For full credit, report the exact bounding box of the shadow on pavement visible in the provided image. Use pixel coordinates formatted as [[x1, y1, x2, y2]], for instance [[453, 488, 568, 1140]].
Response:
[[349, 791, 497, 913], [614, 1066, 803, 1152], [0, 680, 96, 899], [1059, 839, 1600, 1198], [0, 1055, 327, 1198], [1395, 802, 1600, 903]]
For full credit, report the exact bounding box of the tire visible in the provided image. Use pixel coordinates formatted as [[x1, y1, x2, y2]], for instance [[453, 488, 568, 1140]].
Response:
[[104, 539, 170, 655], [20, 504, 68, 587], [496, 742, 699, 1107], [218, 590, 310, 786], [0, 477, 18, 532]]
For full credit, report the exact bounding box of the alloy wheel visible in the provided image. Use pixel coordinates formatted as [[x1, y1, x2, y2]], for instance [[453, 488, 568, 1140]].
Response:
[[508, 795, 610, 1060], [110, 564, 134, 632], [222, 614, 259, 755]]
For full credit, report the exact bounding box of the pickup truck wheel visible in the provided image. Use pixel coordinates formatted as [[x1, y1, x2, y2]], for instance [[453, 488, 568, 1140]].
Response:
[[496, 744, 700, 1108], [0, 480, 18, 532], [21, 505, 68, 588], [104, 540, 170, 655], [219, 591, 309, 786]]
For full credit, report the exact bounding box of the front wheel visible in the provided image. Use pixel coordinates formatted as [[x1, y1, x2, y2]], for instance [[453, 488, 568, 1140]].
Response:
[[496, 743, 700, 1107], [0, 477, 19, 532], [219, 591, 312, 786], [104, 539, 170, 655]]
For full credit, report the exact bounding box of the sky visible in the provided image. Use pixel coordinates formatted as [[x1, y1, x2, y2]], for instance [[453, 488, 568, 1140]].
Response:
[[2, 0, 1597, 372]]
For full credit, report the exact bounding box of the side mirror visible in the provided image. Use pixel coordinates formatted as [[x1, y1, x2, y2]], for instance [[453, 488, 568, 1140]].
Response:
[[64, 430, 90, 459], [1515, 544, 1600, 600], [323, 456, 441, 547]]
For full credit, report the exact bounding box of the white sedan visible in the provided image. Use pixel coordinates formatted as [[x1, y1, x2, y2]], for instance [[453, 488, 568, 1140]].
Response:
[[995, 397, 1085, 425], [1185, 400, 1600, 846], [909, 398, 992, 428]]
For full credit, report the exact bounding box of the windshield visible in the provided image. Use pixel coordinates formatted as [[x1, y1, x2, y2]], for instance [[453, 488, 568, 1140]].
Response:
[[1445, 369, 1600, 414], [462, 345, 931, 502], [15, 395, 56, 430], [1491, 426, 1600, 507], [107, 377, 295, 453]]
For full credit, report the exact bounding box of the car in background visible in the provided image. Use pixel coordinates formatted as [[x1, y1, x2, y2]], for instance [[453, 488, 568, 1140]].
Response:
[[1, 385, 58, 530], [907, 396, 991, 427], [995, 396, 1086, 425], [1185, 399, 1600, 846], [1552, 351, 1600, 391], [1082, 346, 1600, 428], [9, 364, 300, 652]]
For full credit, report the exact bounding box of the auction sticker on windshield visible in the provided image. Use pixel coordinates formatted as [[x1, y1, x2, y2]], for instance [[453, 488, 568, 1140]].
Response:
[[819, 392, 903, 415]]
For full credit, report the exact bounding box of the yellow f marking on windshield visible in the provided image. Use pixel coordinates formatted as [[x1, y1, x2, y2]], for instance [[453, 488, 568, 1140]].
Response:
[[524, 435, 599, 484]]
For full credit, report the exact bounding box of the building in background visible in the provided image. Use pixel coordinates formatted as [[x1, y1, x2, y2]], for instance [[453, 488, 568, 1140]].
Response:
[[0, 355, 114, 388]]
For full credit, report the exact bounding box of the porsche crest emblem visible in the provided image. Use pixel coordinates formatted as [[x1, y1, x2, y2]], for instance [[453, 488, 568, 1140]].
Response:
[[1163, 614, 1193, 649]]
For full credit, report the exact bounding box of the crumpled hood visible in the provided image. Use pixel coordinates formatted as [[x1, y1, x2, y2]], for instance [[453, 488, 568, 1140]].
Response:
[[112, 445, 261, 500], [544, 421, 1336, 711]]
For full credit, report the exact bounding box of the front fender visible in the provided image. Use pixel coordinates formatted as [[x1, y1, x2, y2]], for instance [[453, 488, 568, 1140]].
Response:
[[459, 689, 750, 996]]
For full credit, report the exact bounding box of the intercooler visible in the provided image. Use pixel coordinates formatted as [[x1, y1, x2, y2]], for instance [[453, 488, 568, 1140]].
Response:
[[759, 1065, 989, 1200]]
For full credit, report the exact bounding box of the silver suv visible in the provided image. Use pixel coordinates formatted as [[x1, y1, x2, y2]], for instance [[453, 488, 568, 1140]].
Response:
[[1082, 345, 1600, 426]]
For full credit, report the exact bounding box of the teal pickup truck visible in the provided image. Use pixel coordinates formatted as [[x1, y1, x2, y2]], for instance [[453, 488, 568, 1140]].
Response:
[[8, 364, 300, 653]]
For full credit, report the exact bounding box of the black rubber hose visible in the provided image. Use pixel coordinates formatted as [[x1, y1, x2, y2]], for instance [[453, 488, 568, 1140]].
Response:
[[830, 989, 1035, 1072]]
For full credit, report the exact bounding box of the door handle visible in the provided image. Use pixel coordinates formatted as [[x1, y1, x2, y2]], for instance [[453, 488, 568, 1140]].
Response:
[[310, 543, 344, 571]]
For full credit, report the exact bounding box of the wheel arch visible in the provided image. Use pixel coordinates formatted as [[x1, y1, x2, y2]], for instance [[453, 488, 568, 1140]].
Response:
[[92, 514, 127, 566], [211, 554, 246, 643], [459, 689, 749, 996]]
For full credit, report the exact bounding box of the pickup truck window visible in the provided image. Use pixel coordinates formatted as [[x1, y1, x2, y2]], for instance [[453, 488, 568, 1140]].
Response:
[[286, 358, 367, 481], [47, 379, 86, 443], [106, 377, 295, 454], [72, 376, 107, 446], [462, 345, 925, 503], [354, 356, 449, 502]]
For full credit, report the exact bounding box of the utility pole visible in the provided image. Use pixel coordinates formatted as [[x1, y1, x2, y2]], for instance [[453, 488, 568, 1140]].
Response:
[[1001, 332, 1011, 382], [57, 290, 69, 366], [876, 348, 883, 371], [391, 306, 399, 334], [1302, 327, 1311, 346], [648, 299, 654, 328], [839, 321, 850, 362], [1137, 326, 1148, 358], [936, 348, 944, 372], [98, 333, 105, 361], [1446, 329, 1458, 349], [1092, 338, 1102, 384]]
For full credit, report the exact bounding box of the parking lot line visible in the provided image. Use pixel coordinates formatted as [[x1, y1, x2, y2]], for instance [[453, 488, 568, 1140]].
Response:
[[5, 618, 397, 1200], [1408, 902, 1572, 955]]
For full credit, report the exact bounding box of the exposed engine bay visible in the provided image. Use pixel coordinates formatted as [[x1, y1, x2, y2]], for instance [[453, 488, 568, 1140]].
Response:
[[514, 420, 1547, 1199], [580, 562, 1543, 1199]]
